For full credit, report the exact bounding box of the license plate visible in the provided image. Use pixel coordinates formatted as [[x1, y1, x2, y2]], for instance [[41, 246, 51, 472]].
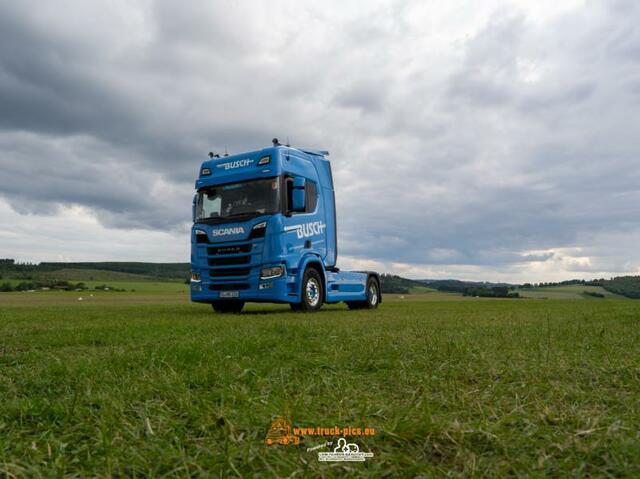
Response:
[[220, 291, 239, 298]]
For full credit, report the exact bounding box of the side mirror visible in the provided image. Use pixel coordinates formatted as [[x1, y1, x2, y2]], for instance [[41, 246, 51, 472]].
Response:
[[192, 194, 197, 222], [292, 177, 306, 212]]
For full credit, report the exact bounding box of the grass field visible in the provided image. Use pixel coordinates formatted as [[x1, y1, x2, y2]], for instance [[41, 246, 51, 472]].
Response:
[[2, 280, 188, 294], [0, 288, 639, 477], [3, 268, 183, 283]]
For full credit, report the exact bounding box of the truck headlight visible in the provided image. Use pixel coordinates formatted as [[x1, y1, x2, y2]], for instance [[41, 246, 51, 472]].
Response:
[[191, 272, 201, 282], [260, 265, 285, 280]]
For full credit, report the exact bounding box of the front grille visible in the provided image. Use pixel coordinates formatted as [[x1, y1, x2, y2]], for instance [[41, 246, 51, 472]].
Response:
[[208, 244, 251, 255], [206, 240, 259, 288], [210, 283, 250, 291], [208, 256, 250, 266], [210, 267, 251, 277]]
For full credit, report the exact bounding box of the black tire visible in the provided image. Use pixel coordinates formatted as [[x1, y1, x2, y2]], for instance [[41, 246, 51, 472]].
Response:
[[297, 267, 324, 312], [347, 277, 380, 310], [211, 301, 245, 313]]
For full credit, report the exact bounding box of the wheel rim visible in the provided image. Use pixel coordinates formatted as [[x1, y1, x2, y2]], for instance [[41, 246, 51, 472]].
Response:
[[369, 284, 378, 306], [306, 278, 320, 307]]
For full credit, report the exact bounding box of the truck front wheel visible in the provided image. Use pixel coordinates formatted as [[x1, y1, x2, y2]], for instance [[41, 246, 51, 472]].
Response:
[[296, 267, 324, 312], [211, 301, 245, 314]]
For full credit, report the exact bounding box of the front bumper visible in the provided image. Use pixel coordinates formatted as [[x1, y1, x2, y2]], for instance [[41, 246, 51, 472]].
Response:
[[190, 272, 297, 303]]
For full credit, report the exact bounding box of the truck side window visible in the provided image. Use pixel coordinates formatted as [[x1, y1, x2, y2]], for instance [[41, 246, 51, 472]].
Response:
[[306, 181, 318, 213]]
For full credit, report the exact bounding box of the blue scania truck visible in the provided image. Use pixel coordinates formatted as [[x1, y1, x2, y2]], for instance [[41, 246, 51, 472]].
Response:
[[190, 139, 381, 313]]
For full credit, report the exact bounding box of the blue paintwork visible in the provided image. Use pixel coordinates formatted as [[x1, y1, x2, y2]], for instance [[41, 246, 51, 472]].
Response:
[[190, 145, 378, 305]]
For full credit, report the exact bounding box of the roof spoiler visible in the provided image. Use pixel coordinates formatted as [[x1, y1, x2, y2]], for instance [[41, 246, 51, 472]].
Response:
[[300, 148, 329, 157]]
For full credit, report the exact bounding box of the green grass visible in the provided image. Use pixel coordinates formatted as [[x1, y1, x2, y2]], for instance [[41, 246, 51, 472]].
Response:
[[80, 280, 189, 293], [35, 268, 175, 282], [2, 268, 185, 282], [0, 292, 639, 477]]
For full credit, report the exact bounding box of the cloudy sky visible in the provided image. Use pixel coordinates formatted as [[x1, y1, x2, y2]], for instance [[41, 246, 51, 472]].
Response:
[[1, 0, 639, 282]]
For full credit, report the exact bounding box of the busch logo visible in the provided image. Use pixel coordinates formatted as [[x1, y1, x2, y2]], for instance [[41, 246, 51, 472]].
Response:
[[216, 159, 254, 170], [212, 226, 245, 237], [285, 221, 327, 239]]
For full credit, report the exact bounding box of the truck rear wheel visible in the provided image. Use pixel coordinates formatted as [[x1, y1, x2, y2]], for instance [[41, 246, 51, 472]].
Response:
[[347, 277, 380, 310], [211, 301, 245, 314], [297, 267, 323, 312]]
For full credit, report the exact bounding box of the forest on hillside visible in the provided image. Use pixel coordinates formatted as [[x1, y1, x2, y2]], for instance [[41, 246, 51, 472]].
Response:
[[378, 274, 426, 294], [598, 276, 640, 299]]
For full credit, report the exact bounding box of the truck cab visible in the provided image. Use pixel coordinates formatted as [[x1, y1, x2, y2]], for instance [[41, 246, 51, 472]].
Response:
[[190, 140, 381, 313]]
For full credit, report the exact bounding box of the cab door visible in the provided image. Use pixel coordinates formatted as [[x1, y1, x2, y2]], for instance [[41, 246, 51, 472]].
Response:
[[282, 175, 327, 261]]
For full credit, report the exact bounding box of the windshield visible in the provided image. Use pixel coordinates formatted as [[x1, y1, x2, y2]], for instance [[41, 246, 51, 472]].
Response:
[[195, 177, 280, 223]]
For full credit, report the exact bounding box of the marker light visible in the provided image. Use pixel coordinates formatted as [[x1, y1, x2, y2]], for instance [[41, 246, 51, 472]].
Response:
[[201, 168, 211, 176], [260, 265, 285, 280], [257, 155, 271, 166]]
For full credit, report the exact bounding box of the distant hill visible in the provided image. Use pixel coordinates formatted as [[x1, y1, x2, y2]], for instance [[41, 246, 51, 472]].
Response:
[[515, 284, 623, 300], [420, 279, 517, 289], [519, 276, 640, 300], [0, 260, 190, 281], [379, 274, 428, 294], [0, 263, 429, 294], [2, 258, 638, 299], [419, 279, 519, 298], [598, 276, 640, 299]]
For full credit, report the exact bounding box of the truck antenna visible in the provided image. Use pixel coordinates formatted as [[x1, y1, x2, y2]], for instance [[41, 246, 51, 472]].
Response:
[[224, 145, 229, 157], [286, 136, 290, 147]]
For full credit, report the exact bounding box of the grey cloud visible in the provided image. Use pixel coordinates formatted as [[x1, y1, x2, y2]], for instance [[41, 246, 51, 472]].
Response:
[[334, 0, 640, 272], [334, 81, 388, 112], [0, 132, 192, 230], [1, 0, 640, 279], [520, 253, 555, 263]]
